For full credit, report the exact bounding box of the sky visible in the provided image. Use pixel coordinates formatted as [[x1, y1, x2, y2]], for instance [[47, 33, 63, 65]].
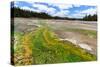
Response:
[[12, 1, 97, 18]]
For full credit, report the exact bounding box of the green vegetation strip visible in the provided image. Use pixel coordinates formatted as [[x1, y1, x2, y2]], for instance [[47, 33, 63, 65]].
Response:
[[12, 27, 96, 65]]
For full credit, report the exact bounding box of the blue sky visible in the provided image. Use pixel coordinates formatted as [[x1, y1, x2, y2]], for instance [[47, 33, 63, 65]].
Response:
[[12, 1, 97, 18]]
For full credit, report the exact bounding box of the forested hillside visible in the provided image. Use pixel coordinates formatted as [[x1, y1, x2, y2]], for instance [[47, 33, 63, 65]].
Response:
[[11, 7, 97, 21]]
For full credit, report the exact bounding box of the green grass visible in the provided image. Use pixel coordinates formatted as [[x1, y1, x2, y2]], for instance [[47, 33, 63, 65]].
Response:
[[12, 26, 97, 65]]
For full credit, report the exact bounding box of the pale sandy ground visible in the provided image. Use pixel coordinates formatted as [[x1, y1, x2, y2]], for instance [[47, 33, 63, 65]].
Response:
[[12, 18, 97, 55]]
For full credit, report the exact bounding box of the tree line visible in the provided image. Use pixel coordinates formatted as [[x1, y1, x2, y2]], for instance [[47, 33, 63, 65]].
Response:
[[83, 14, 97, 21], [11, 7, 97, 21]]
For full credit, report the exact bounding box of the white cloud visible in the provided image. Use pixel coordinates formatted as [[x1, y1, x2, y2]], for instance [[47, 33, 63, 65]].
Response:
[[49, 3, 73, 17], [32, 3, 57, 15], [14, 1, 19, 7], [19, 3, 57, 15], [52, 10, 69, 17], [14, 1, 73, 17], [53, 4, 73, 9], [58, 4, 72, 9], [80, 8, 97, 15], [69, 7, 97, 18], [68, 13, 86, 18], [32, 3, 48, 10], [20, 6, 41, 13], [32, 3, 73, 16], [14, 1, 19, 4], [24, 1, 34, 4], [14, 4, 18, 7], [46, 8, 57, 15], [20, 6, 31, 10], [73, 4, 81, 7]]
